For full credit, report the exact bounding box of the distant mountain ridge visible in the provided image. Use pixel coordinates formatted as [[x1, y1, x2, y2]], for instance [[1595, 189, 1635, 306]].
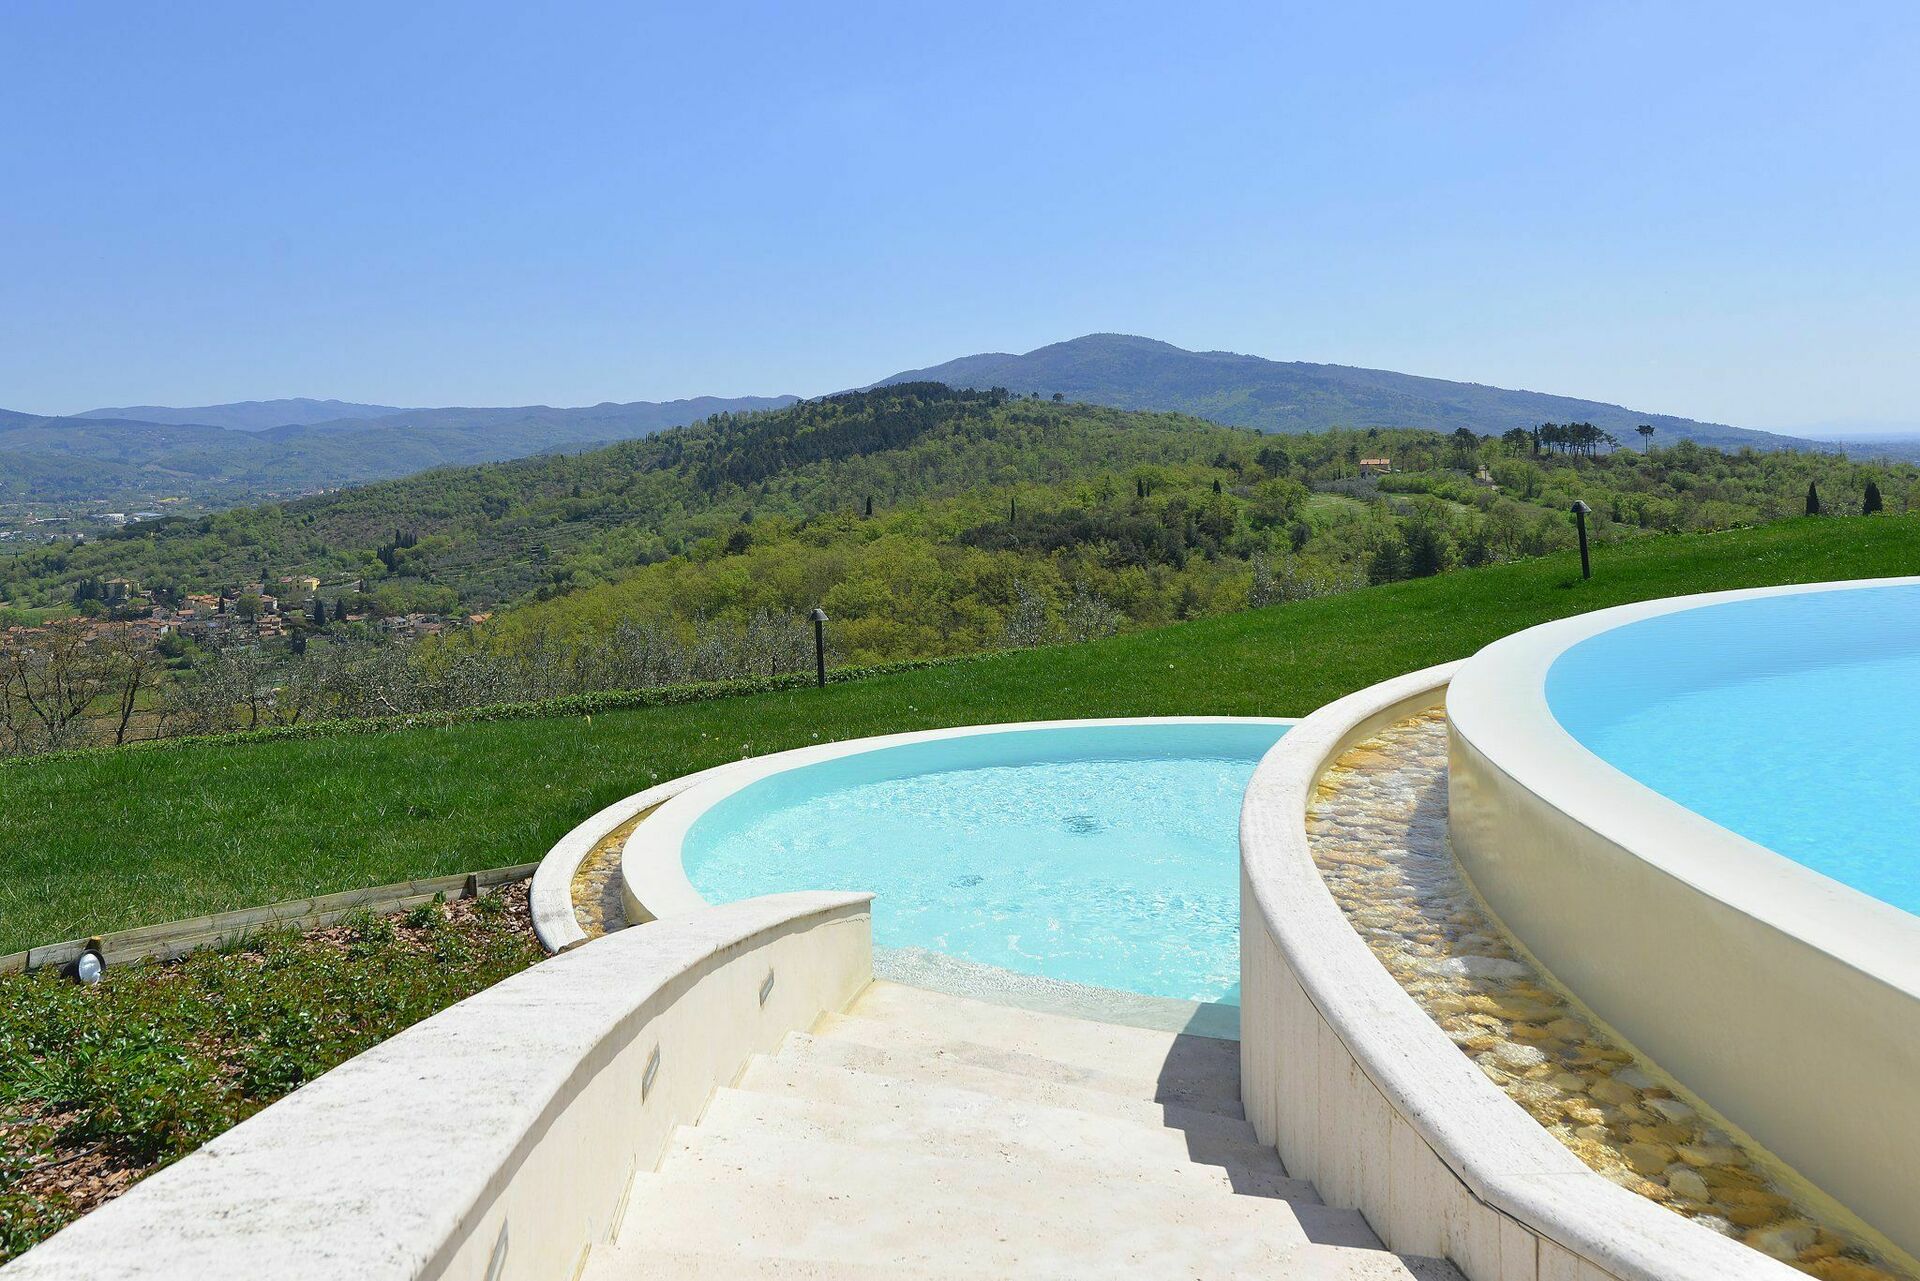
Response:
[[5, 333, 1879, 511], [876, 333, 1829, 453], [78, 398, 412, 431], [0, 395, 799, 506]]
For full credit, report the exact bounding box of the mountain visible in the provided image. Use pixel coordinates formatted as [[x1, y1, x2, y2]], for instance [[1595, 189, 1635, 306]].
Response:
[[77, 399, 411, 431], [876, 334, 1830, 453], [1, 384, 1902, 644], [0, 396, 799, 507]]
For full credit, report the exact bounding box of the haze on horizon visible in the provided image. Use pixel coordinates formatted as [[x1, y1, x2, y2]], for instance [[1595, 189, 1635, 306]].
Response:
[[4, 2, 1917, 438]]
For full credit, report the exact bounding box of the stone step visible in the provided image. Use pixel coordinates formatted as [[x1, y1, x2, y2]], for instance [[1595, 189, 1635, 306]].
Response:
[[659, 1129, 1370, 1242], [589, 1251, 1003, 1280], [733, 1044, 1259, 1160], [678, 1100, 1315, 1201], [597, 1242, 1463, 1280], [844, 980, 1244, 1113], [813, 1011, 1244, 1119], [765, 1033, 1257, 1141], [668, 1113, 1313, 1206], [600, 1158, 1375, 1278]]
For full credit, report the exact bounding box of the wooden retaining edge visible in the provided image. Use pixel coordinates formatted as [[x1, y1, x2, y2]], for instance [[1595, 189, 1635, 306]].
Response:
[[0, 862, 539, 978]]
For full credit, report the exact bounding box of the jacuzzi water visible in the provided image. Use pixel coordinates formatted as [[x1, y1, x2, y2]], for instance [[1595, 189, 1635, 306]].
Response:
[[1547, 582, 1920, 915], [681, 721, 1289, 1003]]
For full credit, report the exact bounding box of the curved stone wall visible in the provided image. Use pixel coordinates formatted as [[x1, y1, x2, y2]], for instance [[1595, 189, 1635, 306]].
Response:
[[1447, 584, 1920, 1261], [4, 892, 873, 1281], [529, 761, 748, 952], [1239, 663, 1796, 1281]]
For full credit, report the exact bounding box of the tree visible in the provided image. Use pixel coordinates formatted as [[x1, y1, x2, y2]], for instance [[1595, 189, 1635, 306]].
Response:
[[1864, 479, 1884, 514], [0, 620, 117, 754], [102, 626, 161, 745], [1805, 482, 1821, 516], [1636, 424, 1656, 453]]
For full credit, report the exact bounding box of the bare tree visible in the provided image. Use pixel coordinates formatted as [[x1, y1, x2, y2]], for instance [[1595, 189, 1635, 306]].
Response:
[[101, 627, 163, 745], [0, 620, 116, 753]]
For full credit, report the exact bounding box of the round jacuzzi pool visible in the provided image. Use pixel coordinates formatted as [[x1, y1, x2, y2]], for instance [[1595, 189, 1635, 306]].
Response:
[[1546, 580, 1920, 914], [652, 719, 1290, 1003], [1446, 577, 1920, 1262]]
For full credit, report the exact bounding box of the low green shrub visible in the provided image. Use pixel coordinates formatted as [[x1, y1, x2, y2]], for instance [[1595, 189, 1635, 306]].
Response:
[[0, 893, 543, 1261]]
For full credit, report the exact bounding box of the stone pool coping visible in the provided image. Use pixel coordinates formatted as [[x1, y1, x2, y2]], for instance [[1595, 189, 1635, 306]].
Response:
[[1238, 661, 1795, 1281], [617, 715, 1294, 928], [1447, 578, 1920, 1261], [530, 760, 750, 952]]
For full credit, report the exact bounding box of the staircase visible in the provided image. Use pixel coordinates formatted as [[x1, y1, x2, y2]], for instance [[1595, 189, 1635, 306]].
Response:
[[585, 981, 1460, 1279]]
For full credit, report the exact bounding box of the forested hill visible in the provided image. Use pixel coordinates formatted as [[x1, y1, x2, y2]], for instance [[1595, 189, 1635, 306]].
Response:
[[877, 333, 1827, 453], [0, 385, 1255, 613], [4, 381, 1909, 650]]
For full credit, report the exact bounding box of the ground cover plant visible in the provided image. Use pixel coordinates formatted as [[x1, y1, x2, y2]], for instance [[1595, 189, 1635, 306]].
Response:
[[0, 885, 541, 1261], [6, 514, 1915, 957]]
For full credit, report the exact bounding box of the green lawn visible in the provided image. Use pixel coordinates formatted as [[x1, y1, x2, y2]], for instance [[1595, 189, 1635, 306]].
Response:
[[5, 516, 1914, 954]]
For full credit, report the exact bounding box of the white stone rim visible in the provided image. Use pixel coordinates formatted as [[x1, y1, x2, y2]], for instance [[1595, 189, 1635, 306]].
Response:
[[1446, 575, 1920, 1000], [623, 716, 1297, 924], [528, 758, 754, 952], [1239, 661, 1801, 1279]]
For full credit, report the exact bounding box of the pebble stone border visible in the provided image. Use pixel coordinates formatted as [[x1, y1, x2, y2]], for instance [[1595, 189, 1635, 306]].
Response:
[[1309, 709, 1910, 1281]]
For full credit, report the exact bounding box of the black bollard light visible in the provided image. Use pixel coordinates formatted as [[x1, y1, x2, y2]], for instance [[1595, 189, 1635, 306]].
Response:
[[1571, 500, 1592, 580], [810, 607, 828, 688]]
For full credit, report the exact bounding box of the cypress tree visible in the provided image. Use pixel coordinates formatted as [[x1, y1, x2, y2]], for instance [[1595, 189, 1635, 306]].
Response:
[[1864, 479, 1884, 514], [1805, 482, 1821, 516]]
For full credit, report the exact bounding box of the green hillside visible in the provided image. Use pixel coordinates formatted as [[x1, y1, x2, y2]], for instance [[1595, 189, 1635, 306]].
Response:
[[4, 384, 1905, 633], [1, 386, 1247, 612], [4, 514, 1914, 955], [3, 385, 1912, 764]]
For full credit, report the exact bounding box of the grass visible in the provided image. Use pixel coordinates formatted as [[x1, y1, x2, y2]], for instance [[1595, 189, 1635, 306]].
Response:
[[0, 887, 542, 1259], [4, 516, 1916, 955]]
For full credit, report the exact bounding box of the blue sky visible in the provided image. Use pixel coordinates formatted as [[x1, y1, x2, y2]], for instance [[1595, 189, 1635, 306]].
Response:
[[3, 2, 1917, 434]]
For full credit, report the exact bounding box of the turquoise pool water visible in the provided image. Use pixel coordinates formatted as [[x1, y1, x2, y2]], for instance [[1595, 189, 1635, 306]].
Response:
[[1547, 583, 1920, 916], [682, 721, 1290, 1003]]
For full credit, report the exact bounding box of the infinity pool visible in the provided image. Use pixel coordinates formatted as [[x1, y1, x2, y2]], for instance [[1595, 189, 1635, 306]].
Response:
[[681, 721, 1290, 1002], [1547, 583, 1920, 915]]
